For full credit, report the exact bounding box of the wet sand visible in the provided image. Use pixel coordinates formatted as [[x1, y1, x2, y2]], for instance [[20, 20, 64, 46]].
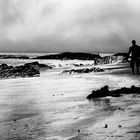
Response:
[[0, 63, 139, 140]]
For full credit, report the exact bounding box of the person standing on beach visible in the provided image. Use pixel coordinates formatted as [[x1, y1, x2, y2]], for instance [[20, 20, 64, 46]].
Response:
[[128, 40, 140, 74]]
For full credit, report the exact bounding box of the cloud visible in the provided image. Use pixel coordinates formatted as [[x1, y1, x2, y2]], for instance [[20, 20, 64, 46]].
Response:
[[0, 0, 140, 52]]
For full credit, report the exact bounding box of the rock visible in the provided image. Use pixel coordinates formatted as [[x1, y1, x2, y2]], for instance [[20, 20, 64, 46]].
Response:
[[118, 124, 122, 127], [104, 124, 108, 128], [73, 63, 84, 67], [62, 67, 105, 74], [87, 85, 140, 99], [0, 55, 29, 59], [87, 85, 110, 99], [32, 52, 101, 60], [24, 61, 52, 71], [0, 61, 52, 79], [25, 124, 28, 128], [95, 53, 128, 65]]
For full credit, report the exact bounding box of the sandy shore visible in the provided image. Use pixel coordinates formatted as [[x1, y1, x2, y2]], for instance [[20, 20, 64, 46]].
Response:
[[68, 94, 140, 140], [0, 62, 139, 140], [66, 66, 140, 140]]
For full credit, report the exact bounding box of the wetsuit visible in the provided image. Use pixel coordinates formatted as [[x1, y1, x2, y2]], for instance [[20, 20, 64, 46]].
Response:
[[128, 45, 140, 74]]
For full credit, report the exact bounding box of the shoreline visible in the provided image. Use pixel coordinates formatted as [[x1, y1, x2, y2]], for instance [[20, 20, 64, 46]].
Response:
[[44, 67, 140, 140], [65, 68, 140, 140], [0, 59, 139, 139]]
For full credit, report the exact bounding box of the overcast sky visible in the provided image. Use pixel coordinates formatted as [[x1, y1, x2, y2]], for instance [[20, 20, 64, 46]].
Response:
[[0, 0, 140, 53]]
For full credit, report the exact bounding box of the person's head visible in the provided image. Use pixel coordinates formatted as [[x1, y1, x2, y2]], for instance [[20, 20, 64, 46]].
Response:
[[132, 40, 136, 45]]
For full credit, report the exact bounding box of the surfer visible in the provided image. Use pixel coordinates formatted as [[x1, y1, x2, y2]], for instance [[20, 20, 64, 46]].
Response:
[[128, 40, 140, 74]]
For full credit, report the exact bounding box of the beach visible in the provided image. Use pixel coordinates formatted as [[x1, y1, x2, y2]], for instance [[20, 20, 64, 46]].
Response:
[[0, 59, 139, 140], [1, 0, 140, 139]]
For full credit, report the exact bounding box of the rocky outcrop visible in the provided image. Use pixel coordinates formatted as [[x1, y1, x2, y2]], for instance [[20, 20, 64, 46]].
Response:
[[33, 52, 101, 60], [0, 64, 39, 79], [73, 63, 84, 67], [94, 53, 128, 65], [24, 61, 52, 71], [87, 85, 140, 99], [62, 67, 105, 74], [32, 52, 129, 64], [111, 53, 128, 63], [0, 62, 52, 79], [0, 55, 29, 59]]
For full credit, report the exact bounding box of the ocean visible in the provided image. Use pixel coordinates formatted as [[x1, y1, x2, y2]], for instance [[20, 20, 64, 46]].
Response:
[[0, 52, 137, 140], [0, 53, 113, 139]]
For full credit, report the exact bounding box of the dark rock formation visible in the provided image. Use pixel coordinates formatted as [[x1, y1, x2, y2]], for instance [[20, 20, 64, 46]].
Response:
[[0, 63, 39, 79], [0, 62, 52, 79], [87, 85, 140, 99], [24, 61, 52, 71], [87, 86, 111, 99], [62, 67, 105, 74], [32, 52, 101, 60], [0, 55, 29, 59], [73, 63, 84, 67]]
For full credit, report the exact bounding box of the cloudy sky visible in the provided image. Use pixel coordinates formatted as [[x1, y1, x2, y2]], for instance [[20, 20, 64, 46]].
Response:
[[0, 0, 140, 53]]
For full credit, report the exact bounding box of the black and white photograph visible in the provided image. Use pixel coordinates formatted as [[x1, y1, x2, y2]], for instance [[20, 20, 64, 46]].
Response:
[[0, 0, 140, 139]]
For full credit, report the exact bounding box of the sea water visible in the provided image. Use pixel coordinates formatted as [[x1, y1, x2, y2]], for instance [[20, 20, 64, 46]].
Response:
[[0, 53, 115, 139]]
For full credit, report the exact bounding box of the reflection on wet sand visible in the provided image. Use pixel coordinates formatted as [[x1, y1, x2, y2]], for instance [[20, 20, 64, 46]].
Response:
[[0, 80, 47, 140], [67, 98, 120, 140], [91, 98, 119, 112], [91, 98, 110, 108], [0, 85, 115, 140]]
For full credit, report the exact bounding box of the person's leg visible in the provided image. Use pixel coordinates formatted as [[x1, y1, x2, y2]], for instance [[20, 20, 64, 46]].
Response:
[[136, 59, 139, 74], [130, 59, 135, 74]]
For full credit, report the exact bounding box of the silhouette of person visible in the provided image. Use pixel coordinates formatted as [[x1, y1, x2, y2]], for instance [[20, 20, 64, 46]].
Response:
[[128, 40, 140, 74]]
